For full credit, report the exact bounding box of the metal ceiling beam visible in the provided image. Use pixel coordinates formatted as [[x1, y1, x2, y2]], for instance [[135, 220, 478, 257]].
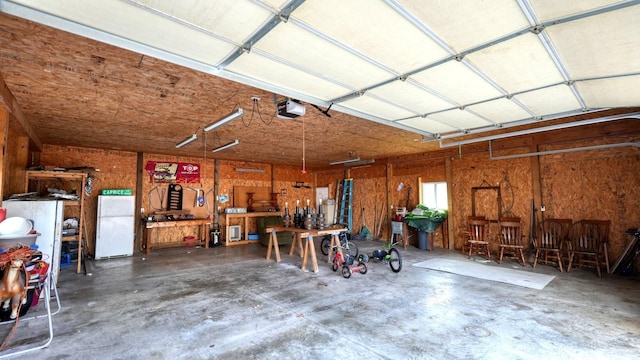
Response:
[[438, 112, 640, 148], [490, 141, 640, 160], [332, 0, 640, 116], [517, 0, 587, 110], [217, 0, 306, 69], [435, 108, 606, 140]]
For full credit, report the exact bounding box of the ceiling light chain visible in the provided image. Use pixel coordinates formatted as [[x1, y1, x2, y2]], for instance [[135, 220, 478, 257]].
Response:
[[301, 115, 307, 174]]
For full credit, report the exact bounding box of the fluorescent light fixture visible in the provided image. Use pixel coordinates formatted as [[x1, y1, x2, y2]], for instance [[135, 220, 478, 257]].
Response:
[[212, 139, 239, 153], [345, 159, 375, 167], [235, 168, 265, 173], [329, 157, 360, 165], [175, 134, 197, 148], [204, 108, 244, 132]]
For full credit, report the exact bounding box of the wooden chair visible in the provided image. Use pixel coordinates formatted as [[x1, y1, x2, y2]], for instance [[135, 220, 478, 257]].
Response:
[[461, 216, 486, 255], [464, 218, 491, 260], [567, 220, 610, 278], [498, 218, 527, 266], [534, 218, 572, 272]]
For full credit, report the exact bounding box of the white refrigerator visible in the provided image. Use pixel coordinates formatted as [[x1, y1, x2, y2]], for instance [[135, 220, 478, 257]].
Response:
[[3, 199, 63, 285], [95, 195, 135, 259]]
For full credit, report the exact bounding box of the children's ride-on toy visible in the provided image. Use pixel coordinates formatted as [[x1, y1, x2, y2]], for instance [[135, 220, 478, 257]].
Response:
[[332, 252, 368, 278], [371, 242, 402, 273]]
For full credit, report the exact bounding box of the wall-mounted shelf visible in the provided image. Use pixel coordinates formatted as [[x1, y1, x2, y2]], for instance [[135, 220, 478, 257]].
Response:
[[25, 170, 87, 274]]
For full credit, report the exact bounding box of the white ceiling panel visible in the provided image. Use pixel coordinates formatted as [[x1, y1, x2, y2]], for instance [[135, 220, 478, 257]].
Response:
[[226, 52, 351, 101], [255, 21, 393, 90], [131, 0, 273, 44], [513, 85, 583, 116], [528, 0, 624, 22], [398, 0, 530, 53], [578, 76, 640, 108], [367, 81, 454, 115], [398, 116, 458, 135], [293, 0, 450, 74], [545, 6, 640, 79], [7, 0, 236, 65], [410, 61, 505, 106], [465, 33, 564, 94], [428, 109, 492, 132], [341, 95, 417, 121], [466, 98, 533, 125]]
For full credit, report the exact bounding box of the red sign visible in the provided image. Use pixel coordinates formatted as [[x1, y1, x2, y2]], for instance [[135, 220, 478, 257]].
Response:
[[145, 161, 200, 183]]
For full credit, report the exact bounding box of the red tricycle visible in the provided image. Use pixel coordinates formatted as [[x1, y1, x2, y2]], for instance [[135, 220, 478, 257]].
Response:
[[331, 252, 368, 279]]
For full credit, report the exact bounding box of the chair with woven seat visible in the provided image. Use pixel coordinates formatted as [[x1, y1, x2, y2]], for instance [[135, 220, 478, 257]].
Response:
[[498, 218, 527, 266], [534, 218, 572, 272], [567, 220, 610, 278], [464, 217, 491, 260]]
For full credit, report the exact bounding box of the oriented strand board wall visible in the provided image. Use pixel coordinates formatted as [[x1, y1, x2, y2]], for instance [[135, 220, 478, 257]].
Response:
[[2, 132, 29, 198], [33, 133, 639, 269], [141, 153, 215, 246], [40, 145, 138, 254], [273, 164, 314, 210], [451, 149, 533, 253], [218, 161, 315, 240], [539, 136, 640, 261], [390, 159, 447, 247], [316, 160, 449, 244]]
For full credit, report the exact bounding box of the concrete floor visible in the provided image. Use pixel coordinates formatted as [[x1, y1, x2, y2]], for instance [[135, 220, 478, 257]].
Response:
[[1, 240, 638, 360]]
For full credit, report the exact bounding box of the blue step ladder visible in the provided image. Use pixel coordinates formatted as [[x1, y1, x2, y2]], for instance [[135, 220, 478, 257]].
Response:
[[337, 178, 353, 233]]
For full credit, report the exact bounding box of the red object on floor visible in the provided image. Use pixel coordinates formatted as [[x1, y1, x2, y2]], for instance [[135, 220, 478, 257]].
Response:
[[183, 236, 196, 248]]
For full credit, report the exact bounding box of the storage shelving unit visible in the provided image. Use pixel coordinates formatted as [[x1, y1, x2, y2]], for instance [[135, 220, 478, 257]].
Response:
[[224, 212, 279, 246], [25, 170, 87, 274]]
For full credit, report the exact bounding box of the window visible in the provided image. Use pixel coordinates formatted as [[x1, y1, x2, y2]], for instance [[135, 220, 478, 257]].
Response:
[[421, 182, 448, 210]]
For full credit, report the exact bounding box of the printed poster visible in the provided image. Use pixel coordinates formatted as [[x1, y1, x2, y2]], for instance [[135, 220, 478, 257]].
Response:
[[145, 161, 200, 183]]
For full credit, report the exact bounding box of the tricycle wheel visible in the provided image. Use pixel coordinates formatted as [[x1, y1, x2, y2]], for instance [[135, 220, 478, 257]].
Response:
[[341, 266, 351, 278], [358, 262, 368, 274], [320, 236, 331, 256], [388, 247, 402, 273]]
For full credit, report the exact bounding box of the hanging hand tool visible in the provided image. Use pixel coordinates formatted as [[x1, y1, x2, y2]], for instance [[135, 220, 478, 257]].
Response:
[[149, 186, 165, 211], [187, 187, 205, 207]]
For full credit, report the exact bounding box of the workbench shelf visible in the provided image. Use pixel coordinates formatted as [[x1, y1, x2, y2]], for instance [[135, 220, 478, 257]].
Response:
[[224, 212, 281, 246]]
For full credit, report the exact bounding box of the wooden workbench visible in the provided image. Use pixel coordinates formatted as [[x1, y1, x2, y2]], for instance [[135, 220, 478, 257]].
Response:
[[265, 226, 349, 273], [224, 212, 280, 246], [143, 219, 210, 254]]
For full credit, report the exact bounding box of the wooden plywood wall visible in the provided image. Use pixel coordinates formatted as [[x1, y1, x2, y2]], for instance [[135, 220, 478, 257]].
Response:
[[539, 136, 640, 261], [272, 165, 315, 210], [40, 145, 138, 254], [390, 159, 447, 246], [451, 149, 533, 252], [1, 127, 29, 198], [30, 131, 639, 267]]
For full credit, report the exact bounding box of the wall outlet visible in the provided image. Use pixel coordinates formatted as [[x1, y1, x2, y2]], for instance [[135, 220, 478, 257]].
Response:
[[540, 205, 546, 212]]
